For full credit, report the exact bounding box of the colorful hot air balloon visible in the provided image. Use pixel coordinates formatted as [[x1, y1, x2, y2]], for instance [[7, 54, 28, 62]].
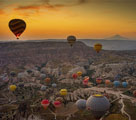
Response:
[[60, 89, 67, 96], [86, 94, 110, 119], [77, 71, 82, 76], [9, 85, 17, 91], [113, 81, 120, 87], [83, 79, 89, 86], [105, 80, 111, 85], [41, 99, 50, 109], [96, 78, 102, 84], [67, 35, 76, 47], [76, 99, 86, 110], [53, 101, 61, 108], [122, 82, 128, 88], [9, 19, 26, 39], [94, 43, 102, 53], [45, 78, 51, 84], [72, 74, 78, 79]]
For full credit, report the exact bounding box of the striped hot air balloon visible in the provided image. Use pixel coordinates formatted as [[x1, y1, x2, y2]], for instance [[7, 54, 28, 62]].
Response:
[[9, 19, 26, 39], [67, 35, 76, 47]]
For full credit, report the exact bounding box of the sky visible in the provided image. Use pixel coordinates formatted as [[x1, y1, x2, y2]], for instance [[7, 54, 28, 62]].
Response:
[[0, 0, 136, 40]]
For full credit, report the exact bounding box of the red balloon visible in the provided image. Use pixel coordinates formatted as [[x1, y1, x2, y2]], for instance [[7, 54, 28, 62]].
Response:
[[41, 99, 50, 109], [96, 78, 102, 84], [53, 101, 61, 108], [72, 74, 78, 79]]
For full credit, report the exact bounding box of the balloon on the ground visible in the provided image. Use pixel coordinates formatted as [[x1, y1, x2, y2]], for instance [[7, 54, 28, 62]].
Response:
[[41, 99, 50, 109], [60, 89, 67, 96], [77, 71, 82, 76], [9, 19, 26, 39], [67, 35, 76, 47], [113, 81, 120, 87], [76, 99, 86, 110], [9, 85, 17, 91], [72, 74, 78, 79], [53, 101, 61, 108], [94, 43, 102, 53], [86, 94, 110, 119], [105, 80, 111, 85], [122, 82, 128, 88], [52, 83, 57, 88], [96, 78, 102, 84], [41, 85, 47, 91]]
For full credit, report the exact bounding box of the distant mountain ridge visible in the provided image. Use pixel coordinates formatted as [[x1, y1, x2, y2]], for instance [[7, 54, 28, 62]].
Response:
[[105, 34, 129, 40]]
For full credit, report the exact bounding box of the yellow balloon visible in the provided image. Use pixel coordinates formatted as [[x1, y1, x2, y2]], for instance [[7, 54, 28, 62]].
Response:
[[9, 85, 17, 91], [94, 43, 102, 53], [60, 89, 67, 96], [77, 71, 82, 76]]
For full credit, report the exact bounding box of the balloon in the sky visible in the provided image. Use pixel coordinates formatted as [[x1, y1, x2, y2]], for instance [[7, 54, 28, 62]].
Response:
[[122, 82, 128, 88], [77, 71, 82, 76], [94, 43, 102, 53], [76, 99, 86, 110], [9, 85, 17, 91], [41, 99, 50, 109], [53, 101, 61, 108], [60, 89, 67, 96], [86, 94, 110, 119], [9, 19, 26, 39], [67, 35, 76, 47]]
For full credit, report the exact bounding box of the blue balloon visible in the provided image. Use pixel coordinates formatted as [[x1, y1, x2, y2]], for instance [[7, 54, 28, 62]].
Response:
[[122, 82, 128, 88], [113, 81, 120, 87]]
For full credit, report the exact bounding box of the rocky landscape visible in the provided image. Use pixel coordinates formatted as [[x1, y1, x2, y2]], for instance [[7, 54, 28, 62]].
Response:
[[0, 41, 136, 120]]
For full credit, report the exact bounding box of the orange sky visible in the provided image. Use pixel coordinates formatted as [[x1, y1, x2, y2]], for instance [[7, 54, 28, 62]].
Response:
[[0, 0, 136, 40]]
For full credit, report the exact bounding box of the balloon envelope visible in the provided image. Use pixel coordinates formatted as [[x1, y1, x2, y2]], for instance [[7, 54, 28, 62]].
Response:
[[72, 74, 78, 79], [9, 19, 26, 39], [94, 43, 102, 53], [76, 99, 86, 110], [86, 94, 110, 119], [114, 81, 120, 87], [60, 89, 67, 96], [77, 71, 82, 76], [9, 85, 17, 91], [122, 82, 128, 88], [52, 83, 57, 88], [53, 101, 61, 108], [41, 85, 47, 91], [67, 35, 76, 46], [41, 99, 50, 109]]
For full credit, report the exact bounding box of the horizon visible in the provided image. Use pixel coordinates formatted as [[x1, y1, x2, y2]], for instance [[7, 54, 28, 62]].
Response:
[[0, 0, 136, 40]]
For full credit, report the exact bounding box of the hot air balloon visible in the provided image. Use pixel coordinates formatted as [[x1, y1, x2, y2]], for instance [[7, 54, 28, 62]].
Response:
[[9, 85, 17, 91], [83, 79, 89, 86], [40, 74, 46, 80], [52, 83, 57, 88], [86, 94, 110, 119], [96, 78, 102, 84], [9, 19, 26, 39], [77, 71, 82, 77], [67, 35, 76, 47], [105, 80, 111, 85], [41, 99, 50, 109], [72, 74, 78, 79], [60, 89, 67, 96], [76, 99, 86, 110], [53, 101, 61, 108], [18, 83, 24, 88], [94, 43, 102, 53], [122, 82, 128, 88], [45, 77, 51, 84], [113, 81, 120, 87], [41, 85, 47, 91], [10, 71, 16, 77], [133, 90, 136, 97], [84, 76, 89, 81]]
